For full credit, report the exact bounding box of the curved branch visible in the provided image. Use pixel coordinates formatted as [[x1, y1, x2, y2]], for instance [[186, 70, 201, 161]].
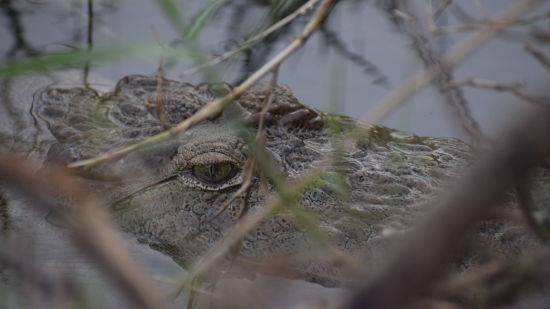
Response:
[[69, 0, 337, 168]]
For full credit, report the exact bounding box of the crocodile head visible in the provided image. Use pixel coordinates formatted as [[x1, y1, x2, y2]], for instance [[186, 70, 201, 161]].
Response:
[[33, 75, 473, 284]]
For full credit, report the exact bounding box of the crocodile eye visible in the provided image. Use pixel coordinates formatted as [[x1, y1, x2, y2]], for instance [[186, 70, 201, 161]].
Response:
[[192, 162, 238, 184]]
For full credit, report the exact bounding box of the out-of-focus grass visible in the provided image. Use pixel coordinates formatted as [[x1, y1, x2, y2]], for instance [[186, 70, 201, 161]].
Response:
[[0, 0, 227, 80], [155, 0, 227, 83], [1, 1, 341, 308], [0, 44, 185, 77]]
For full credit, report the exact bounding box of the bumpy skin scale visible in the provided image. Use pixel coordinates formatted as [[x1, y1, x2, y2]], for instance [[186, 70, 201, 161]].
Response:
[[33, 75, 510, 285]]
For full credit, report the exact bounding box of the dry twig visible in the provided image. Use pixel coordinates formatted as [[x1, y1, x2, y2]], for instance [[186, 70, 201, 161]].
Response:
[[207, 158, 255, 223], [174, 168, 324, 295], [0, 154, 167, 309], [444, 78, 549, 106], [392, 1, 483, 142], [208, 66, 280, 223], [155, 58, 170, 129], [433, 0, 454, 21], [362, 0, 542, 127], [347, 98, 550, 309], [524, 43, 550, 70], [319, 25, 388, 85], [433, 10, 550, 35], [179, 0, 320, 77], [69, 0, 337, 168]]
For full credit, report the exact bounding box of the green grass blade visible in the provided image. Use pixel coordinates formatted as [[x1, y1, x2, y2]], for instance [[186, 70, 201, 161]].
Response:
[[187, 0, 227, 41], [155, 0, 188, 33], [0, 44, 188, 77]]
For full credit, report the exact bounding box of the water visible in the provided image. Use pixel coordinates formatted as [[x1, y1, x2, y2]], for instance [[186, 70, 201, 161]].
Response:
[[0, 0, 549, 307], [2, 0, 548, 141]]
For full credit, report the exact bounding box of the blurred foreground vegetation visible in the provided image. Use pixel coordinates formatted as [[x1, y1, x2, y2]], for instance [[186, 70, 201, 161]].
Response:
[[1, 0, 550, 308]]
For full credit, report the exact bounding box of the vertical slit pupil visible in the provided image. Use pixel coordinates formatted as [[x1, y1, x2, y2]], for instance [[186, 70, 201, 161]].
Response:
[[192, 162, 236, 184]]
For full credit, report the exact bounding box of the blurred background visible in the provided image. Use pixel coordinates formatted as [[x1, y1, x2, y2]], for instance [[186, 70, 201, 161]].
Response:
[[1, 0, 548, 141]]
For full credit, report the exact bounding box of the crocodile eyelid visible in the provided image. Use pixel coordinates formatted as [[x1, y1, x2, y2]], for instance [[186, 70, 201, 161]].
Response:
[[188, 152, 240, 167]]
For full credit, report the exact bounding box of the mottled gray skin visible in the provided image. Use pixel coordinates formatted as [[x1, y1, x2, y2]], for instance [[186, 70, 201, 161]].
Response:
[[31, 75, 517, 285]]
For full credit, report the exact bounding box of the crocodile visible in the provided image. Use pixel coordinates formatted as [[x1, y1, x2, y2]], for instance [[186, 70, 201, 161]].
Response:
[[2, 74, 533, 286]]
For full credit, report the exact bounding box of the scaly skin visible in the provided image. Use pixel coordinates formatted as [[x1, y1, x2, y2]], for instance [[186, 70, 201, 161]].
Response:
[[31, 75, 525, 285]]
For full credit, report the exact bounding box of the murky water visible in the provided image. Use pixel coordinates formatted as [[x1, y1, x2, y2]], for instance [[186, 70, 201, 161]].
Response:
[[0, 0, 549, 307], [0, 71, 188, 307], [2, 0, 548, 140]]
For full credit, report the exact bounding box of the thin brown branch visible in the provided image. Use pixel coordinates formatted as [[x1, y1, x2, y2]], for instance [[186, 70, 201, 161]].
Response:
[[524, 42, 550, 70], [189, 65, 279, 236], [396, 2, 483, 142], [69, 0, 337, 169], [83, 0, 93, 87], [207, 158, 255, 223], [433, 10, 550, 35], [256, 67, 279, 134], [432, 24, 481, 35], [150, 25, 170, 129], [319, 25, 388, 85], [231, 66, 280, 221], [179, 0, 320, 77], [433, 0, 454, 21], [449, 2, 481, 25], [178, 156, 358, 301], [173, 168, 325, 297], [155, 59, 170, 129], [0, 154, 167, 309], [175, 66, 361, 297], [235, 178, 253, 220], [507, 10, 550, 26], [444, 78, 549, 105], [347, 99, 550, 309], [362, 0, 542, 126]]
